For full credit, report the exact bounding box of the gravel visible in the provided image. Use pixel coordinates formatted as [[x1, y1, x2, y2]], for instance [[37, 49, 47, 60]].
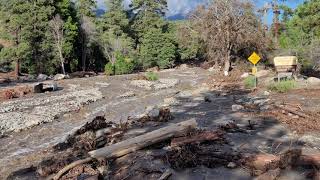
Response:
[[0, 88, 103, 134]]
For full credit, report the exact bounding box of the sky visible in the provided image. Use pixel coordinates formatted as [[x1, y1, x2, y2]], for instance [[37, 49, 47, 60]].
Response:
[[97, 0, 305, 22]]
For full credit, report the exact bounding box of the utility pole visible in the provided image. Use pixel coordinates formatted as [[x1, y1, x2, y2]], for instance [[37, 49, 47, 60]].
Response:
[[272, 0, 281, 45]]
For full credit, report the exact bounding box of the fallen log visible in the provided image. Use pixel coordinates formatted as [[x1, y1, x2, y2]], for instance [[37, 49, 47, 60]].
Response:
[[89, 119, 197, 159], [274, 105, 310, 119], [170, 130, 223, 147], [298, 153, 320, 168]]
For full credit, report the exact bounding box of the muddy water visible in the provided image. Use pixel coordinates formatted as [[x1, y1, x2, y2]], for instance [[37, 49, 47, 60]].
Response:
[[0, 68, 209, 179]]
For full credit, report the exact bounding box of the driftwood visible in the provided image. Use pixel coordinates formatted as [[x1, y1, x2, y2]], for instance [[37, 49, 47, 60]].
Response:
[[89, 119, 198, 158], [170, 130, 224, 147], [51, 157, 93, 180], [247, 149, 320, 177], [158, 169, 173, 180], [275, 105, 310, 119], [298, 153, 320, 168]]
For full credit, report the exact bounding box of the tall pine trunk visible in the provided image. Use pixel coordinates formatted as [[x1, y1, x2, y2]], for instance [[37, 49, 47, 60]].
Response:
[[15, 59, 20, 77]]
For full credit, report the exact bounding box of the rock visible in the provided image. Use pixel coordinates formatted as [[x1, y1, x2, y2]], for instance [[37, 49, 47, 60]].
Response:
[[118, 91, 136, 98], [260, 105, 271, 111], [54, 74, 69, 81], [253, 99, 270, 106], [146, 106, 160, 119], [33, 83, 44, 93], [154, 79, 180, 90], [241, 73, 249, 78], [176, 90, 192, 98], [307, 77, 320, 85], [227, 162, 237, 169], [43, 82, 58, 92], [256, 70, 270, 78], [130, 80, 155, 90], [163, 97, 179, 106], [263, 91, 270, 96], [204, 94, 216, 102], [232, 104, 244, 112], [37, 74, 48, 81]]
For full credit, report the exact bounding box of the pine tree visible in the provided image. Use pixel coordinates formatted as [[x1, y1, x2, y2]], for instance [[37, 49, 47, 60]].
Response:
[[100, 0, 135, 75], [76, 0, 97, 71], [130, 0, 168, 42]]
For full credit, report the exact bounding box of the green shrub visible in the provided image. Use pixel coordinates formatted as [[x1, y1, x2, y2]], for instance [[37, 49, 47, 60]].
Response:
[[145, 72, 159, 81], [244, 75, 257, 89], [268, 80, 296, 93], [105, 54, 135, 76]]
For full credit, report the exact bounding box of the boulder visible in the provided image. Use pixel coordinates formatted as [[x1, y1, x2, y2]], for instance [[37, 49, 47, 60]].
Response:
[[145, 106, 160, 119], [263, 91, 270, 96], [33, 83, 44, 93], [54, 74, 69, 81], [43, 82, 58, 92], [37, 74, 48, 81], [307, 77, 320, 85], [232, 104, 244, 112]]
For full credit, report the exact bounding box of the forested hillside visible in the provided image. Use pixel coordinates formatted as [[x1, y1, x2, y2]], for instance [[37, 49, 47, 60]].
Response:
[[0, 0, 319, 77]]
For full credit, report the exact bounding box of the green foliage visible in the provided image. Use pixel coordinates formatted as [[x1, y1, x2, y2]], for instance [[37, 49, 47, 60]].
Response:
[[104, 53, 135, 75], [145, 72, 159, 81], [139, 28, 177, 69], [244, 75, 256, 89], [279, 0, 320, 68], [102, 0, 129, 36], [268, 80, 296, 93], [175, 21, 201, 61]]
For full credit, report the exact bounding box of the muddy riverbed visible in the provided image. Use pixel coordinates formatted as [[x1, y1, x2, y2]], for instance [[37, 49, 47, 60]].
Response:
[[1, 67, 320, 180]]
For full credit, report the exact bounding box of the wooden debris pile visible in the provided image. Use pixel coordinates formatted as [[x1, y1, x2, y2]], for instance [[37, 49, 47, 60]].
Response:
[[245, 149, 320, 180], [268, 103, 320, 133], [13, 107, 320, 180]]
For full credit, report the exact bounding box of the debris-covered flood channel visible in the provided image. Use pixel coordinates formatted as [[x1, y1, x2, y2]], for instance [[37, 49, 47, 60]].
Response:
[[1, 67, 320, 180]]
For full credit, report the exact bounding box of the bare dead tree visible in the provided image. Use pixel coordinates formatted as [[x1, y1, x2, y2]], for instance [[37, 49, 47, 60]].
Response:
[[80, 16, 96, 72], [50, 14, 66, 75], [190, 0, 266, 76]]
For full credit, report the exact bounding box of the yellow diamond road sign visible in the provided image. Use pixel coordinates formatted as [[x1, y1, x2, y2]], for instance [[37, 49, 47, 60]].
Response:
[[248, 52, 261, 65]]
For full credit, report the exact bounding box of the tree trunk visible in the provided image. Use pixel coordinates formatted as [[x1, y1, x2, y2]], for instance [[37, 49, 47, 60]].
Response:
[[59, 50, 66, 75], [224, 50, 231, 76], [82, 36, 87, 72], [15, 59, 20, 77], [88, 119, 198, 159]]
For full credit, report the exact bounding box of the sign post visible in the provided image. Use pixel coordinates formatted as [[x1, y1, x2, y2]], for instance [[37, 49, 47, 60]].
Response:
[[248, 52, 261, 88]]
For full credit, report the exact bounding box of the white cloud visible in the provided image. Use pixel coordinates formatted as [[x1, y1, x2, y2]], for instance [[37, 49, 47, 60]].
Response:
[[96, 0, 207, 16]]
